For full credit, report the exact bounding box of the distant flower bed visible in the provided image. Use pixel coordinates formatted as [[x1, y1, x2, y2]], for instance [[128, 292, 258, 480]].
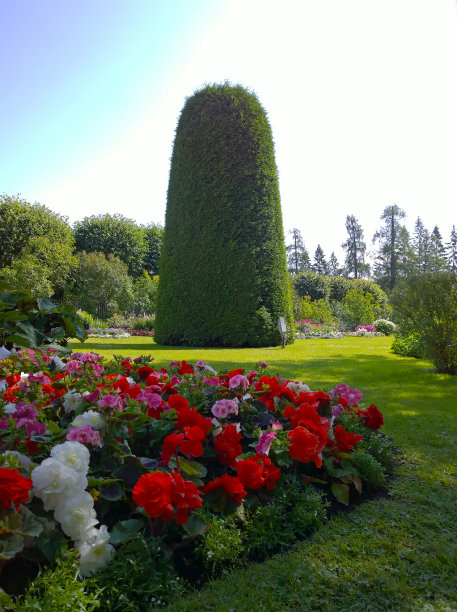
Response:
[[0, 348, 393, 607], [295, 319, 344, 339], [87, 328, 130, 339]]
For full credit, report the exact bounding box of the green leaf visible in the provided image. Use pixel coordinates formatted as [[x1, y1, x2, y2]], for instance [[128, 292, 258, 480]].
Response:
[[36, 297, 58, 313], [0, 532, 24, 559], [179, 458, 207, 479], [110, 518, 145, 545], [331, 482, 350, 505], [36, 529, 67, 563], [17, 505, 43, 538], [99, 481, 124, 501], [50, 326, 66, 339], [112, 463, 144, 489], [182, 513, 208, 537]]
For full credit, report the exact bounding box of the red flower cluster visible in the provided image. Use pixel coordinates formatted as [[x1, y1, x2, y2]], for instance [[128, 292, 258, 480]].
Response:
[[132, 471, 202, 524], [287, 426, 324, 467], [0, 467, 33, 511], [214, 424, 243, 467], [333, 425, 363, 452], [284, 403, 330, 468], [236, 454, 281, 490], [357, 404, 384, 429], [204, 473, 246, 504]]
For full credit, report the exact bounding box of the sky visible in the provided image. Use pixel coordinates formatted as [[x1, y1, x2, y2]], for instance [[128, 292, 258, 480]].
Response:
[[1, 0, 457, 264]]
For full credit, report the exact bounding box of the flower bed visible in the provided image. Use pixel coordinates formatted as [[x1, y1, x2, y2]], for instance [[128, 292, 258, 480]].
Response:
[[295, 319, 344, 339], [0, 348, 393, 607], [87, 328, 131, 339]]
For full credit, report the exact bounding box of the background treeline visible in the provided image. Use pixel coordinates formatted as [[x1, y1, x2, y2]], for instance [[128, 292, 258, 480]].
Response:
[[287, 204, 457, 292], [0, 194, 163, 321]]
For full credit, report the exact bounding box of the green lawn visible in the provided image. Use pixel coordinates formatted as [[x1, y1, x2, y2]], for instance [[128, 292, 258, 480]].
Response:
[[69, 336, 457, 611]]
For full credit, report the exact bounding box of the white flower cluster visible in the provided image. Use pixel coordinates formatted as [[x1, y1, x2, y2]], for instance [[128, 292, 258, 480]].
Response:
[[31, 441, 114, 576]]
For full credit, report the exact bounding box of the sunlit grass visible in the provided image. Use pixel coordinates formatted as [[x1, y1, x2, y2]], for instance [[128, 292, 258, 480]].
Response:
[[69, 336, 457, 611]]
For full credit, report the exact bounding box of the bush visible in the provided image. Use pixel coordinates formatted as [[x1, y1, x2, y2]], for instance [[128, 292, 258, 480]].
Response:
[[391, 332, 426, 358], [374, 319, 396, 335], [155, 83, 293, 347], [353, 451, 386, 490], [299, 297, 338, 326], [338, 287, 375, 330], [294, 271, 330, 301], [195, 513, 243, 574], [391, 272, 457, 373], [76, 310, 105, 331]]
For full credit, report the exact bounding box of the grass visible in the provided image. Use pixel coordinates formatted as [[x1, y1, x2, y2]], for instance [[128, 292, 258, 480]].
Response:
[[68, 336, 457, 611]]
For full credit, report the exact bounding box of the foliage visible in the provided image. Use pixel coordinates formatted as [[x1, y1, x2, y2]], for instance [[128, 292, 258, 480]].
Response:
[[373, 319, 396, 336], [298, 298, 338, 326], [87, 533, 186, 610], [68, 252, 134, 319], [76, 310, 105, 331], [294, 271, 330, 301], [352, 450, 386, 490], [0, 283, 85, 353], [142, 223, 164, 277], [391, 271, 457, 373], [390, 332, 426, 359], [131, 272, 159, 316], [0, 195, 76, 298], [73, 214, 148, 278], [195, 512, 243, 574], [446, 224, 457, 274], [155, 83, 293, 347], [337, 287, 375, 331], [105, 314, 155, 331], [312, 245, 329, 275]]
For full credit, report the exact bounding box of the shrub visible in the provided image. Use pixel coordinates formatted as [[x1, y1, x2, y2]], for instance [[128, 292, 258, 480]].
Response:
[[391, 332, 426, 359], [195, 513, 243, 574], [76, 310, 105, 331], [155, 83, 293, 347], [374, 319, 396, 335], [338, 287, 375, 330], [353, 451, 386, 490], [294, 271, 330, 301], [391, 272, 457, 374], [300, 297, 338, 326]]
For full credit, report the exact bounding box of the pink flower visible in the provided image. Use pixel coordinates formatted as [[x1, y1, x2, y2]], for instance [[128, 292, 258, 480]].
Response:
[[66, 360, 83, 374], [66, 425, 102, 447], [137, 390, 162, 410], [98, 394, 122, 409], [85, 389, 100, 403], [28, 372, 51, 385], [228, 374, 250, 392], [255, 430, 277, 456], [340, 388, 363, 406], [211, 399, 238, 419]]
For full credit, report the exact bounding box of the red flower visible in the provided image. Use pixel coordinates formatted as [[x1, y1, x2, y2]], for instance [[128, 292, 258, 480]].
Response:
[[357, 404, 384, 429], [284, 403, 330, 432], [5, 373, 20, 387], [169, 472, 203, 524], [214, 424, 243, 467], [254, 376, 283, 411], [138, 366, 154, 380], [333, 425, 363, 452], [160, 433, 184, 466], [204, 474, 246, 504], [236, 454, 281, 490], [0, 467, 33, 511], [132, 472, 173, 520], [180, 425, 206, 457], [287, 426, 323, 467], [175, 406, 211, 435], [178, 361, 194, 375], [296, 390, 331, 409], [167, 394, 189, 412]]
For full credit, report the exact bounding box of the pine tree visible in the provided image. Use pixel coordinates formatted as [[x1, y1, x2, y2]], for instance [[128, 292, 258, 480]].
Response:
[[155, 84, 293, 347], [372, 204, 411, 292], [341, 214, 369, 279], [429, 225, 447, 272], [446, 225, 457, 274], [286, 228, 310, 274], [313, 245, 329, 275], [328, 252, 341, 276]]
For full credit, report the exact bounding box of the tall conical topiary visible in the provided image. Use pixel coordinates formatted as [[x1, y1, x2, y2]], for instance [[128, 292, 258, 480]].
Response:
[[155, 83, 294, 347]]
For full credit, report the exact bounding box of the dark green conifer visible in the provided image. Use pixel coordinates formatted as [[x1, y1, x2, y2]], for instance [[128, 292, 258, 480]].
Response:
[[155, 83, 293, 347]]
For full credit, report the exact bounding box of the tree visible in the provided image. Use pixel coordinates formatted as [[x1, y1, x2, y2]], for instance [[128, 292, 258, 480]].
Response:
[[155, 84, 293, 347], [410, 217, 431, 273], [328, 252, 342, 277], [341, 215, 369, 279], [429, 226, 447, 272], [372, 204, 411, 292], [73, 214, 148, 277], [142, 223, 164, 276], [286, 228, 310, 274], [312, 245, 329, 275], [446, 225, 457, 274], [68, 252, 133, 319], [0, 194, 76, 297]]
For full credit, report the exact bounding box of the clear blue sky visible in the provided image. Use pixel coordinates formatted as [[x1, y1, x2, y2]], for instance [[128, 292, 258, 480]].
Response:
[[1, 0, 457, 263]]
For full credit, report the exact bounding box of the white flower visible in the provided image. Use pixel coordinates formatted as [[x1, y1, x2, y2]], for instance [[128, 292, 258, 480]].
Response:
[[286, 381, 310, 394], [50, 441, 90, 475], [63, 390, 85, 413], [31, 457, 87, 511], [0, 380, 7, 393], [51, 356, 66, 371], [54, 490, 98, 540], [2, 450, 33, 475], [77, 525, 115, 577], [3, 402, 17, 414], [72, 410, 105, 431]]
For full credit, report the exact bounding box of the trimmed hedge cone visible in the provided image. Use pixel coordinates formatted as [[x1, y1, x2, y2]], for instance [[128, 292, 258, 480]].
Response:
[[155, 83, 294, 347]]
